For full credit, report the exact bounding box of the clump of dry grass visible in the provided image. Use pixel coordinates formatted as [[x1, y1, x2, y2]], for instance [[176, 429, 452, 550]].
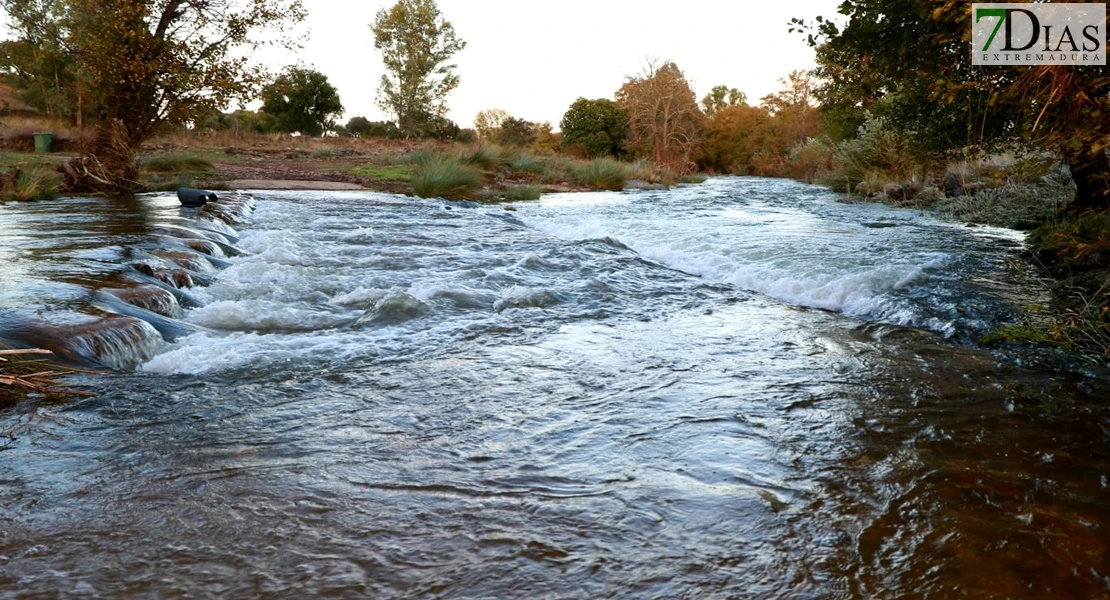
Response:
[[0, 165, 63, 202], [0, 348, 94, 405]]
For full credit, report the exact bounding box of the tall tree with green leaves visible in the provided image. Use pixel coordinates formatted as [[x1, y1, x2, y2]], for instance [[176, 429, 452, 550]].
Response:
[[473, 108, 509, 142], [560, 97, 628, 158], [701, 85, 746, 116], [371, 0, 465, 139], [261, 66, 343, 136], [797, 0, 1110, 209], [0, 0, 85, 123]]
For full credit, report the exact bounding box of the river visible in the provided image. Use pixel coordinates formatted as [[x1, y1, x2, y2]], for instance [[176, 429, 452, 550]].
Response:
[[1, 177, 1107, 598]]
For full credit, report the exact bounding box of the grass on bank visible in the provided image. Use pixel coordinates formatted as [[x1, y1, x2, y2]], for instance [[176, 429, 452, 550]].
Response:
[[573, 158, 628, 191], [411, 154, 483, 199], [350, 164, 415, 182], [503, 184, 543, 201], [0, 165, 62, 202], [5, 124, 710, 202]]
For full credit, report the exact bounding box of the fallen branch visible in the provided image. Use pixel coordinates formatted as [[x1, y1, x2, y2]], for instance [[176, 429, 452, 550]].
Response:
[[0, 348, 95, 400]]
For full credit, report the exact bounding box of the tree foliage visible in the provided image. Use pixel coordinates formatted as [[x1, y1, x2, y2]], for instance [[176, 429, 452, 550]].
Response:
[[0, 0, 306, 192], [701, 85, 746, 116], [371, 0, 465, 138], [474, 108, 508, 142], [0, 0, 86, 122], [616, 61, 703, 171], [759, 70, 820, 148], [346, 116, 399, 138], [560, 97, 628, 158], [70, 0, 305, 145], [260, 66, 343, 136], [498, 116, 536, 148], [798, 0, 1110, 208], [698, 104, 776, 174]]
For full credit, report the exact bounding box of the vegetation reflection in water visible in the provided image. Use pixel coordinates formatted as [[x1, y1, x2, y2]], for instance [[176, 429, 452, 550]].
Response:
[[0, 179, 1107, 598]]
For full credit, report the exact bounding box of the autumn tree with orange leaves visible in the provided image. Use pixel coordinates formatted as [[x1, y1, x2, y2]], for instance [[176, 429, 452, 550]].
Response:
[[617, 61, 703, 173]]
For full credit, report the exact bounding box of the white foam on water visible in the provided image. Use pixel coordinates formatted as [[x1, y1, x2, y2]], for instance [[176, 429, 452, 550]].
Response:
[[139, 331, 361, 375], [329, 286, 391, 308], [407, 281, 496, 309], [187, 300, 353, 332], [522, 214, 948, 320]]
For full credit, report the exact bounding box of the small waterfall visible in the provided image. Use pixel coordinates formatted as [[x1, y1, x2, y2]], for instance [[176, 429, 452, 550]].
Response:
[[151, 250, 217, 274], [67, 317, 166, 370], [3, 192, 257, 371], [101, 286, 183, 318]]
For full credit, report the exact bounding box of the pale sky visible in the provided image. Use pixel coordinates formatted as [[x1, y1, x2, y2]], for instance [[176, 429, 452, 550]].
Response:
[[254, 1, 842, 129]]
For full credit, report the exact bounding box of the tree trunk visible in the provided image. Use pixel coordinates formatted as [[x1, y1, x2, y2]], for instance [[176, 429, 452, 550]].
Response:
[[1062, 145, 1110, 211]]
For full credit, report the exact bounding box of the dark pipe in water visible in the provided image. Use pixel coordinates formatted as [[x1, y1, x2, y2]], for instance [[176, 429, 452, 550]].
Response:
[[178, 188, 219, 206]]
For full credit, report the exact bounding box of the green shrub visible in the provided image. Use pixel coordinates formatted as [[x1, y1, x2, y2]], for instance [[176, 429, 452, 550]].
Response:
[[510, 153, 545, 175], [574, 158, 627, 191], [832, 115, 923, 187], [1029, 212, 1110, 268], [403, 149, 437, 165], [498, 117, 537, 148], [411, 154, 483, 199], [560, 97, 629, 158], [458, 144, 504, 171], [503, 185, 542, 201], [541, 157, 574, 183]]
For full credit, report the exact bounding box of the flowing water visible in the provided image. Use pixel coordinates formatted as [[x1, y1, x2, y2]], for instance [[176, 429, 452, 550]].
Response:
[[1, 178, 1108, 598]]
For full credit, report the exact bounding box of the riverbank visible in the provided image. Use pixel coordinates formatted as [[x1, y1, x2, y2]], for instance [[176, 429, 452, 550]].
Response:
[[0, 132, 702, 202], [827, 168, 1110, 359]]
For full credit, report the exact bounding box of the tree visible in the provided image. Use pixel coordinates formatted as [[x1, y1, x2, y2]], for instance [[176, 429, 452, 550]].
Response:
[[560, 97, 629, 158], [260, 66, 343, 136], [616, 61, 703, 171], [371, 0, 465, 138], [531, 122, 559, 155], [798, 1, 1110, 209], [346, 116, 373, 137], [474, 108, 508, 142], [697, 104, 778, 174], [759, 70, 816, 115], [498, 116, 536, 147], [347, 116, 399, 138], [701, 85, 746, 116], [6, 0, 307, 192], [0, 0, 86, 124], [760, 70, 820, 148]]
